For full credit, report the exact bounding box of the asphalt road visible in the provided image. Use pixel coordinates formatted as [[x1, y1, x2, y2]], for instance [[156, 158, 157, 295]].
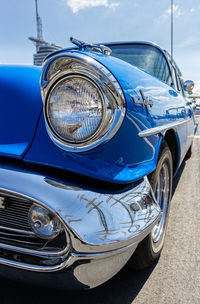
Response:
[[1, 118, 200, 304]]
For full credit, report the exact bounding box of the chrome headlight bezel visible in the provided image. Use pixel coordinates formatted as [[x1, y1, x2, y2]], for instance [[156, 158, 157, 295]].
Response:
[[41, 52, 126, 152]]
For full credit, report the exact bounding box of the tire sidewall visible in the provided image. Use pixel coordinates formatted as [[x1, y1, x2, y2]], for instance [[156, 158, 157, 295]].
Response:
[[148, 143, 173, 259]]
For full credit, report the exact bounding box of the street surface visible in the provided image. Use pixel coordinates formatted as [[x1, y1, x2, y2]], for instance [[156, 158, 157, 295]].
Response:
[[1, 117, 200, 304]]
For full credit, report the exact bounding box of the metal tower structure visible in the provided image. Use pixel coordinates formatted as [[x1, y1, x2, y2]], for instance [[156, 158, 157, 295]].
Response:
[[29, 0, 61, 66], [35, 0, 43, 51]]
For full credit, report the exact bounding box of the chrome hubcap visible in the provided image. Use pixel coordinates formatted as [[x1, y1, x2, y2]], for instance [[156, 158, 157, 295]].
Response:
[[151, 162, 170, 249]]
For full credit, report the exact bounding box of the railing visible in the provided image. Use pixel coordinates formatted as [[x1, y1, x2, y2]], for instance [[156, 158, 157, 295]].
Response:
[[188, 94, 200, 106]]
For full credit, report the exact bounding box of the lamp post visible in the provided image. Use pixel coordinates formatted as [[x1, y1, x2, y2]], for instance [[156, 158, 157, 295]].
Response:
[[171, 0, 174, 63]]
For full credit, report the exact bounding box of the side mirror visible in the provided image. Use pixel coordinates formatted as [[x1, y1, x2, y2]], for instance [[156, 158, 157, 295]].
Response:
[[184, 80, 195, 94]]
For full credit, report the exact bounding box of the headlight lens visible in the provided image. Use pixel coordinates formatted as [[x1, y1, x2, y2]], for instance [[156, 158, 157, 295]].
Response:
[[41, 53, 126, 152], [29, 205, 63, 240], [46, 76, 103, 143]]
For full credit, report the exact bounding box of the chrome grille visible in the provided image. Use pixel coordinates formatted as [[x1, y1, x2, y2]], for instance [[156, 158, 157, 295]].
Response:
[[0, 192, 68, 268], [0, 196, 32, 231], [0, 194, 67, 253], [0, 195, 45, 249]]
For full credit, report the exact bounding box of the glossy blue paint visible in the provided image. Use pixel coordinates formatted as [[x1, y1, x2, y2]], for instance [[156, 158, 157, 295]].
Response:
[[24, 112, 161, 183], [0, 65, 42, 158], [24, 47, 195, 183], [0, 142, 28, 157]]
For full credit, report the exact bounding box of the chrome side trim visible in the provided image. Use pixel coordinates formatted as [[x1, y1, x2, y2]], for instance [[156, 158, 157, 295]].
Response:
[[138, 120, 188, 137], [40, 51, 126, 152]]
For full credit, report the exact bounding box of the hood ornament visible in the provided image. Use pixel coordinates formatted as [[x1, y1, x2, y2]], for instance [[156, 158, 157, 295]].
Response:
[[70, 37, 112, 56]]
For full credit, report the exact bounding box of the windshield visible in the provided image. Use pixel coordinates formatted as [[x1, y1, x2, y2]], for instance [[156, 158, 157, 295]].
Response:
[[108, 44, 171, 85]]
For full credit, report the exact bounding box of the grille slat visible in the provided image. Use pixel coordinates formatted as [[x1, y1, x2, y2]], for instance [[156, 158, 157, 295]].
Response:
[[0, 208, 29, 216], [4, 203, 31, 209], [0, 218, 30, 230], [0, 196, 32, 232], [0, 236, 43, 246], [7, 205, 31, 211], [0, 211, 29, 221], [0, 195, 49, 249]]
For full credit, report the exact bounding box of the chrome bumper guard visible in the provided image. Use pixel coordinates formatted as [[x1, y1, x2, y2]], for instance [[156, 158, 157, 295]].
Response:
[[0, 165, 160, 289]]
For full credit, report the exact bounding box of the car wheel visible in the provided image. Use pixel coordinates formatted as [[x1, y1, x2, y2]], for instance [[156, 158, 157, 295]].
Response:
[[128, 140, 173, 270]]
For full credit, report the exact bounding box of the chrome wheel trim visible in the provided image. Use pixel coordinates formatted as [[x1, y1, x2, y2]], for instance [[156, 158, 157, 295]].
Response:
[[151, 161, 170, 253]]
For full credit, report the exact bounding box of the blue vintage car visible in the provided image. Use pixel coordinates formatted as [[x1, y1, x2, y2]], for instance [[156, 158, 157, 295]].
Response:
[[0, 38, 197, 289]]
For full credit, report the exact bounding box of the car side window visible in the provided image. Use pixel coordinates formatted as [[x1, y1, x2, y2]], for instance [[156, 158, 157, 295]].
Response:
[[154, 52, 172, 85], [171, 67, 178, 91], [176, 74, 185, 96], [171, 65, 185, 96]]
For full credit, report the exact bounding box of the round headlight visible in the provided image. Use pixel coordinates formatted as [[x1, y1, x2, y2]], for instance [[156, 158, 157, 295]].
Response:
[[46, 75, 103, 143], [29, 205, 63, 240], [41, 53, 126, 152]]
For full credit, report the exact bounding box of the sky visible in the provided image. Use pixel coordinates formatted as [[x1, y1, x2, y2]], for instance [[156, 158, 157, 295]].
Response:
[[0, 0, 200, 88]]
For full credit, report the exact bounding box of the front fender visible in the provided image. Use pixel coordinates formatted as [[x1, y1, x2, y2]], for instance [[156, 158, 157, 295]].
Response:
[[24, 50, 186, 183], [23, 51, 164, 183], [0, 65, 42, 158]]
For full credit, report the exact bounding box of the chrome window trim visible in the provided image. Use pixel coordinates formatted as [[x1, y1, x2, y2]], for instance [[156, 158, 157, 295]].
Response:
[[41, 52, 126, 152], [138, 120, 188, 137]]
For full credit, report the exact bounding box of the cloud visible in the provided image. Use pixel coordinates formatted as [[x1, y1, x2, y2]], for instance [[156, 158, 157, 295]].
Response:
[[165, 4, 182, 18], [177, 36, 200, 48], [67, 0, 120, 13], [158, 4, 182, 23]]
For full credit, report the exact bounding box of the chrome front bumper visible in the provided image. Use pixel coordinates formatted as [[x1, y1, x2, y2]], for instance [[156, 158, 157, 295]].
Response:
[[0, 164, 160, 289]]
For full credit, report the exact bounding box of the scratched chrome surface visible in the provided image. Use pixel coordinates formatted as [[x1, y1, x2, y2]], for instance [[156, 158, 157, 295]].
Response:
[[0, 164, 160, 288], [0, 165, 160, 252]]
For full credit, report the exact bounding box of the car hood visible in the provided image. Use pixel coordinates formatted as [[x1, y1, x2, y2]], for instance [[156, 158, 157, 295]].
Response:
[[0, 65, 42, 158]]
